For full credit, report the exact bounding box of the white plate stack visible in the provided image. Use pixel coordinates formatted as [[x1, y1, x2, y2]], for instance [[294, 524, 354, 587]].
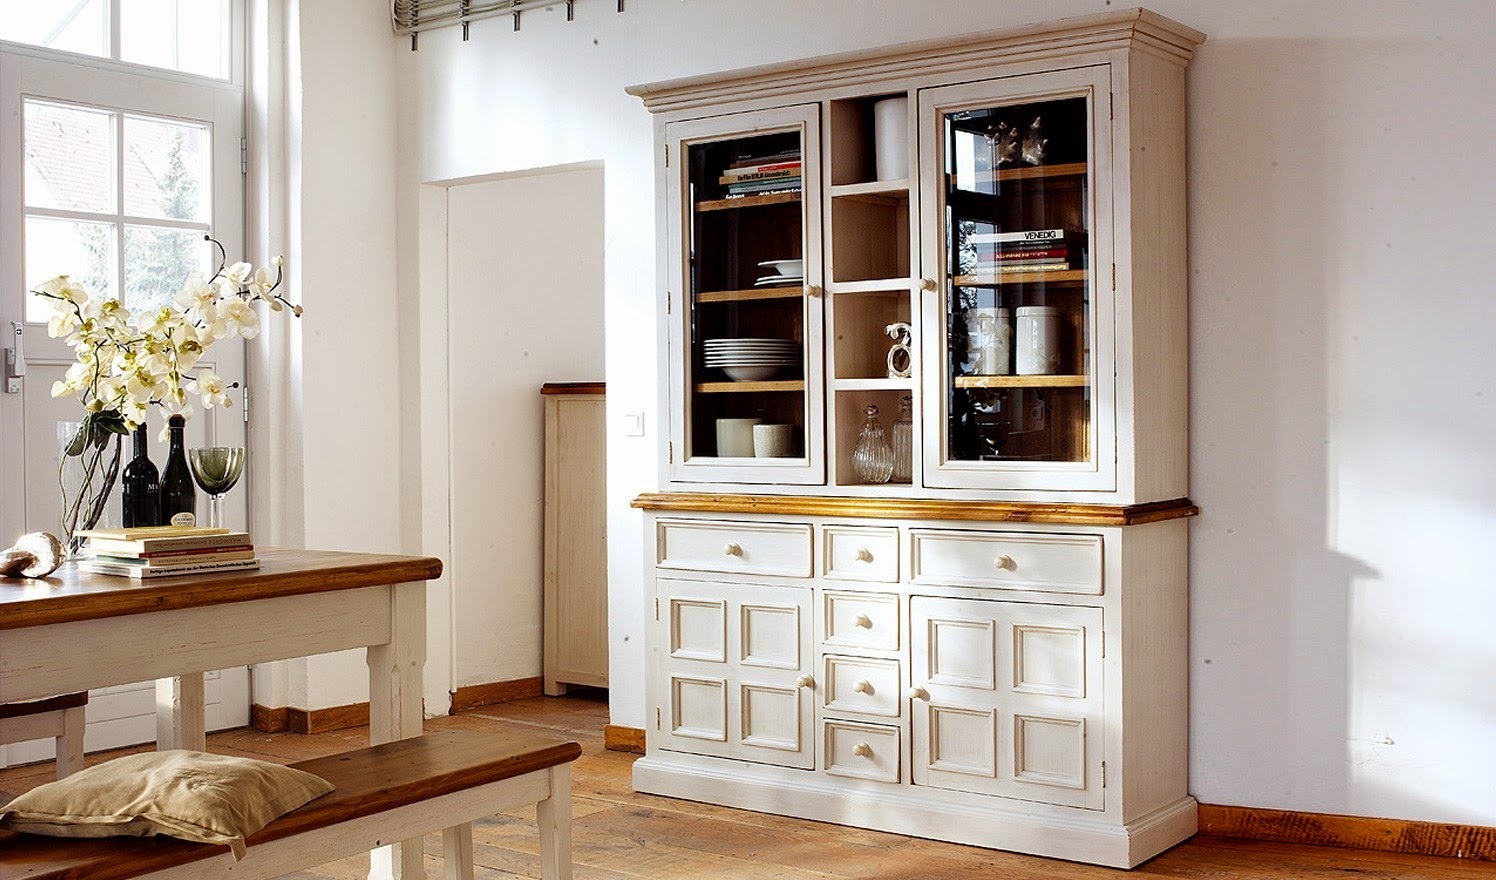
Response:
[[703, 338, 802, 381], [755, 258, 804, 287]]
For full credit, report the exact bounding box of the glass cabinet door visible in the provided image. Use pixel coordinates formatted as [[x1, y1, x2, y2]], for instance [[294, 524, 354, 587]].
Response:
[[918, 68, 1116, 492], [665, 107, 825, 484]]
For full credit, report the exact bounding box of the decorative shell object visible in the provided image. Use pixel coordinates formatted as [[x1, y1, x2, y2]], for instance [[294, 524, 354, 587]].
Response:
[[0, 532, 65, 578], [1020, 116, 1048, 165]]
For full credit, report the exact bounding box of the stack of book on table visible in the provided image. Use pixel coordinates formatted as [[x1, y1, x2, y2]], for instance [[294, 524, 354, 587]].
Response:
[[966, 228, 1083, 274], [719, 151, 801, 198], [75, 526, 258, 578]]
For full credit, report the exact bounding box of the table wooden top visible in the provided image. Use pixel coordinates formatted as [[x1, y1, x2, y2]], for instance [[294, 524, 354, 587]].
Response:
[[0, 547, 443, 631]]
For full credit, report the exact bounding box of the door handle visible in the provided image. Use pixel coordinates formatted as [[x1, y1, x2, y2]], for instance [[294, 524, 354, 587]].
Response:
[[4, 321, 23, 393]]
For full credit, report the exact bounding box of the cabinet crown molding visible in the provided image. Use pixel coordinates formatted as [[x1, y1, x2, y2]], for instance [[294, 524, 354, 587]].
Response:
[[626, 7, 1205, 113]]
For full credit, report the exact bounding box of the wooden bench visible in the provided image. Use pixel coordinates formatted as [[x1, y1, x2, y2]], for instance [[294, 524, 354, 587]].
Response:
[[0, 729, 581, 880], [0, 693, 87, 781]]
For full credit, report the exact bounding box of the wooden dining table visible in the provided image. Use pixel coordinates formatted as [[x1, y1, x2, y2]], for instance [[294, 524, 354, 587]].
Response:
[[0, 546, 443, 879]]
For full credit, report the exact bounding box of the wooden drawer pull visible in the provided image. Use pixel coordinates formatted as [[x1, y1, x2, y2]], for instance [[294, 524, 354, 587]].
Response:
[[853, 613, 874, 629], [854, 679, 874, 695], [855, 547, 874, 562], [724, 542, 743, 557], [907, 686, 929, 701], [994, 554, 1015, 571], [852, 742, 873, 758], [797, 674, 816, 689]]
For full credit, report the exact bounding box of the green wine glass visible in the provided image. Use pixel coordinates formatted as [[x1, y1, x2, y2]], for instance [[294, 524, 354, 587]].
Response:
[[188, 446, 245, 529]]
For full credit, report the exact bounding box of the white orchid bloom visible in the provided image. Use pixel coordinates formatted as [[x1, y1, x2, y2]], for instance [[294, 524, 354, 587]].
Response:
[[249, 266, 276, 299], [223, 261, 253, 289], [121, 397, 151, 429], [173, 330, 205, 373], [186, 369, 232, 409], [219, 298, 260, 338]]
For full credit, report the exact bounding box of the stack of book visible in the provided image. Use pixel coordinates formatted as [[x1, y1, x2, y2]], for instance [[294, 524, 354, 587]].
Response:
[[966, 228, 1083, 274], [75, 526, 259, 578], [718, 151, 801, 198]]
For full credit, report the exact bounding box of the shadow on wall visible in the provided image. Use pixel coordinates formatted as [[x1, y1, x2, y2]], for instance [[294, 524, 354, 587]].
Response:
[[1189, 33, 1496, 825]]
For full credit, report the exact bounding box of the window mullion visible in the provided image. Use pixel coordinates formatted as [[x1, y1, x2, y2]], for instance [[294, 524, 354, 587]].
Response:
[[113, 108, 125, 297]]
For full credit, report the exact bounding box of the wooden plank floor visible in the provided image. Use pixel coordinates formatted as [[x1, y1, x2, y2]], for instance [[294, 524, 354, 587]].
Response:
[[0, 691, 1487, 879]]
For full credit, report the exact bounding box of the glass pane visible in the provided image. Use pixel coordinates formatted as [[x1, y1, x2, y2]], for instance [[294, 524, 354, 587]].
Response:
[[942, 96, 1093, 465], [124, 116, 211, 222], [23, 100, 116, 214], [120, 0, 230, 79], [123, 225, 211, 316], [24, 216, 117, 322], [686, 130, 806, 460], [0, 0, 108, 57]]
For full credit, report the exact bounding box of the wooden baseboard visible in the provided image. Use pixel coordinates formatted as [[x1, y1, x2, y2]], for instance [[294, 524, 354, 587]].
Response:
[[604, 724, 646, 754], [450, 677, 544, 713], [1198, 803, 1496, 861], [249, 704, 289, 733]]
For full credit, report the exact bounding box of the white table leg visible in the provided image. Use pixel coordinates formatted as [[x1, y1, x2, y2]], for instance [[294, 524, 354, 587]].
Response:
[[537, 764, 573, 880], [442, 822, 476, 880], [155, 674, 206, 751], [367, 581, 428, 880]]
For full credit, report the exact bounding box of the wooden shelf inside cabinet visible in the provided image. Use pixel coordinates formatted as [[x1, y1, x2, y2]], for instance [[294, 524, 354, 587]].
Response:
[[954, 374, 1089, 389], [954, 161, 1087, 185], [829, 178, 909, 201], [695, 380, 805, 394], [696, 191, 802, 212], [953, 269, 1087, 286], [834, 377, 914, 392], [696, 286, 805, 304]]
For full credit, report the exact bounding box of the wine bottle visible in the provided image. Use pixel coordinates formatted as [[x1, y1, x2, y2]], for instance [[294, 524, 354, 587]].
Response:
[[158, 415, 197, 526], [120, 423, 161, 528]]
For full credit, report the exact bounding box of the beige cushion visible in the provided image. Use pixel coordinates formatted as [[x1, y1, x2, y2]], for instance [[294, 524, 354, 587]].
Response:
[[0, 749, 333, 860]]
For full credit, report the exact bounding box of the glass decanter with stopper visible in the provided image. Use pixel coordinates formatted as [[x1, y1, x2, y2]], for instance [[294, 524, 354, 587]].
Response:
[[852, 404, 894, 484], [890, 395, 913, 483]]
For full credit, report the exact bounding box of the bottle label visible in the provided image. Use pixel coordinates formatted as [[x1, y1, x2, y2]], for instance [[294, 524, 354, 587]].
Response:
[[170, 511, 196, 527]]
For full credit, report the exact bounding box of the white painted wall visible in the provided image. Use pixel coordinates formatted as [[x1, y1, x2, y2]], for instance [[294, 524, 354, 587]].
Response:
[[381, 0, 1496, 826], [440, 166, 606, 690]]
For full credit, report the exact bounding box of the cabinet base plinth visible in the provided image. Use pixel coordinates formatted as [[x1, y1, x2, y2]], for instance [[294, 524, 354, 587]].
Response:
[[633, 753, 1197, 869]]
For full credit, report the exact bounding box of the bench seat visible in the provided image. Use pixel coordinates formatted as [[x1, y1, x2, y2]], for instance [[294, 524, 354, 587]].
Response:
[[0, 729, 581, 880]]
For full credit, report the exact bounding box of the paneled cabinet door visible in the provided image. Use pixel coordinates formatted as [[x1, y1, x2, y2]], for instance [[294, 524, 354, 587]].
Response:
[[918, 66, 1118, 493], [655, 578, 815, 769], [909, 596, 1104, 809], [663, 105, 826, 485]]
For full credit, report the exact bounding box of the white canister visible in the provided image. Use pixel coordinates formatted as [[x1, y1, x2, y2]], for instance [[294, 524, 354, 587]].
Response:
[[873, 96, 909, 181], [715, 418, 761, 457], [1015, 306, 1062, 375], [965, 307, 1011, 375]]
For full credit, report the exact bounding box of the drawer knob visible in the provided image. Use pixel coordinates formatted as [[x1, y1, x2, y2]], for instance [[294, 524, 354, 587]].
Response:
[[807, 284, 824, 298], [796, 674, 816, 689], [853, 613, 874, 629], [724, 542, 743, 557], [852, 742, 873, 758], [994, 554, 1015, 571], [919, 277, 938, 292], [855, 547, 874, 563], [907, 686, 929, 701], [854, 679, 874, 695]]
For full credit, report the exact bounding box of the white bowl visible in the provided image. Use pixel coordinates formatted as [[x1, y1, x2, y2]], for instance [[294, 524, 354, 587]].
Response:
[[722, 364, 783, 381], [757, 259, 804, 277]]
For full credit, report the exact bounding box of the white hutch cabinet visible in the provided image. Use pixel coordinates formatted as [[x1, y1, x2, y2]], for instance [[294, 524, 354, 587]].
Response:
[[628, 8, 1203, 868]]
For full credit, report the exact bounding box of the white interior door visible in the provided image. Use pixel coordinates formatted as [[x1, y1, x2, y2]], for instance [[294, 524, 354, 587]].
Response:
[[0, 44, 249, 765]]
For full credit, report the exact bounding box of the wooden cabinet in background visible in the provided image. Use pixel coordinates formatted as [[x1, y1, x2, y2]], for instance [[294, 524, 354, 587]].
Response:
[[542, 383, 608, 695]]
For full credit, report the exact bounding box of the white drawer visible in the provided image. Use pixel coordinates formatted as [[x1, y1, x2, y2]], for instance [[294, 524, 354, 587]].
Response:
[[823, 591, 899, 651], [657, 519, 813, 578], [822, 525, 899, 582], [910, 529, 1102, 595], [823, 719, 901, 783], [823, 655, 901, 717]]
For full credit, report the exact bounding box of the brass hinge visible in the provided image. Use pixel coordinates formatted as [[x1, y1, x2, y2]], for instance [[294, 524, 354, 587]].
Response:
[[242, 385, 250, 424]]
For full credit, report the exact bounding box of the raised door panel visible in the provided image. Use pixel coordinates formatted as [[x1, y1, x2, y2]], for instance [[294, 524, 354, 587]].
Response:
[[656, 578, 814, 769], [910, 596, 1103, 809]]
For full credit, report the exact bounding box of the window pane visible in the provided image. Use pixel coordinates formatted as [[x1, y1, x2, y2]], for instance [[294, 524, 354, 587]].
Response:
[[120, 0, 230, 79], [25, 216, 118, 322], [0, 0, 108, 58], [23, 101, 116, 214], [124, 116, 210, 222], [123, 225, 209, 316]]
